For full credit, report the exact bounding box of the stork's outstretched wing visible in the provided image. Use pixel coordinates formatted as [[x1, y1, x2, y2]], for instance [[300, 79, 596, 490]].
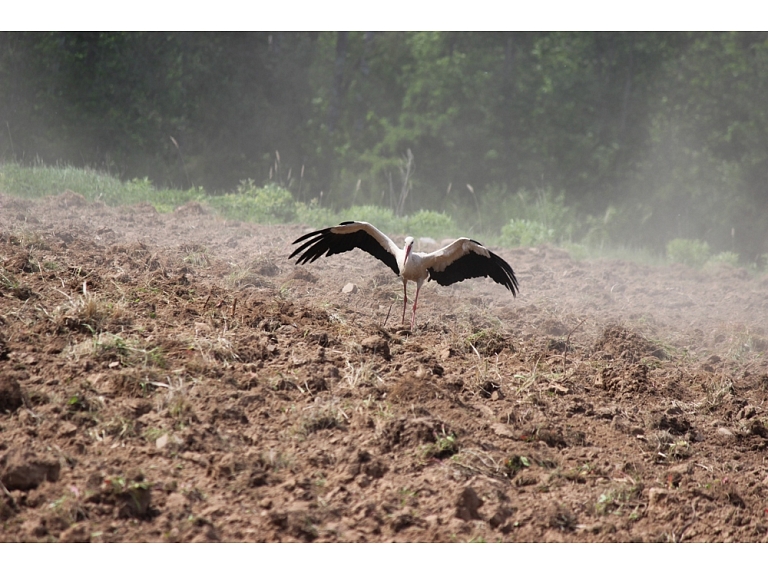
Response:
[[423, 239, 518, 295], [289, 221, 401, 276]]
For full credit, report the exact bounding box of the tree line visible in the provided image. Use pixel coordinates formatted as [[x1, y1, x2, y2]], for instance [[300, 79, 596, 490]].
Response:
[[1, 32, 767, 259]]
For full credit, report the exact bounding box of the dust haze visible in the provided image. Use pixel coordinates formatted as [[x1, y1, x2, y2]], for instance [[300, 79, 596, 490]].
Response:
[[3, 33, 768, 258]]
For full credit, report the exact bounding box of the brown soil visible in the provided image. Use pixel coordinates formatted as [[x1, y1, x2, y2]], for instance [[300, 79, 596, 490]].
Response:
[[1, 192, 768, 542]]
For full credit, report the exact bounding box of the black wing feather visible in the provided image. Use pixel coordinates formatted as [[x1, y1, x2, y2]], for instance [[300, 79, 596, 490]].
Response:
[[290, 224, 400, 276], [428, 246, 518, 295]]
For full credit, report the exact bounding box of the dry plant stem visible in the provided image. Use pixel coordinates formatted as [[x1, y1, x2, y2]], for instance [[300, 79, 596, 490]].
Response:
[[562, 318, 587, 373]]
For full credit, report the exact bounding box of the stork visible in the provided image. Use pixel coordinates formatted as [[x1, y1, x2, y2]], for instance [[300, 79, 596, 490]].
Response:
[[289, 221, 519, 330]]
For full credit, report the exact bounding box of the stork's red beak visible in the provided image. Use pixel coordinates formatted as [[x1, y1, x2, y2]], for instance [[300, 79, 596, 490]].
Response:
[[405, 243, 412, 263]]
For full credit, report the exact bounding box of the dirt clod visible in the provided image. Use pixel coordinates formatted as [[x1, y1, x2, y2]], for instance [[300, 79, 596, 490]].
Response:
[[0, 372, 23, 413], [455, 486, 483, 521], [360, 335, 390, 359], [59, 523, 91, 543], [0, 450, 61, 491]]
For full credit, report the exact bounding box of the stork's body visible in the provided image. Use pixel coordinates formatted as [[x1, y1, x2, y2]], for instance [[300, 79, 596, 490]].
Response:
[[289, 221, 519, 330], [398, 241, 426, 328]]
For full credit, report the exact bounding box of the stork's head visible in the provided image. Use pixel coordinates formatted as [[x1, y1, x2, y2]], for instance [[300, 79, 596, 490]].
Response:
[[404, 236, 414, 262]]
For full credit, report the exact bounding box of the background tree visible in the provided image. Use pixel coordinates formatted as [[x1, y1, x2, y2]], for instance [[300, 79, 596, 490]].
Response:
[[1, 32, 767, 258]]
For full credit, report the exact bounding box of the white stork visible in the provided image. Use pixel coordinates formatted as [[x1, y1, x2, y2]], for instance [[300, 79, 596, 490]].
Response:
[[289, 221, 519, 330]]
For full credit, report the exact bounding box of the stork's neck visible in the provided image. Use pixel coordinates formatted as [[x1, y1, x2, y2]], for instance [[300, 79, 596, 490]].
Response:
[[398, 241, 413, 275]]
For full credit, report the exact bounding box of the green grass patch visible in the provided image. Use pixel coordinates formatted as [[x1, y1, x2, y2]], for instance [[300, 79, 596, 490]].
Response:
[[203, 180, 297, 223], [499, 219, 555, 247], [2, 161, 764, 275], [0, 162, 199, 211], [666, 238, 711, 268]]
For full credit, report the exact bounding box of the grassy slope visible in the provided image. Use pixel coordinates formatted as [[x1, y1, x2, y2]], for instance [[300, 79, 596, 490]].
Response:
[[0, 162, 755, 272]]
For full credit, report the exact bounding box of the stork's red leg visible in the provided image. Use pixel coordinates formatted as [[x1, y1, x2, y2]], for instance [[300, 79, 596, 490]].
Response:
[[410, 283, 422, 330], [402, 280, 408, 325]]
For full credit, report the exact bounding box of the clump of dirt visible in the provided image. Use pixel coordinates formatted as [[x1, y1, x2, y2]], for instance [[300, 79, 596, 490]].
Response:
[[1, 191, 768, 542], [1, 449, 61, 490], [593, 324, 668, 361], [0, 372, 23, 412]]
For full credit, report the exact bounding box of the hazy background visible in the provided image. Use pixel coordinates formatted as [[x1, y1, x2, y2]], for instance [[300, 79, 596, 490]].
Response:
[[1, 32, 767, 260]]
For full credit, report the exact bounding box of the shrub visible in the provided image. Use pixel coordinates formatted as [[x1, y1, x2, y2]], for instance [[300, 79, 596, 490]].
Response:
[[206, 180, 297, 223], [707, 251, 740, 267], [295, 199, 337, 228], [338, 205, 403, 234], [500, 219, 555, 247], [406, 210, 457, 239], [480, 186, 574, 242], [666, 238, 710, 268], [0, 162, 199, 210]]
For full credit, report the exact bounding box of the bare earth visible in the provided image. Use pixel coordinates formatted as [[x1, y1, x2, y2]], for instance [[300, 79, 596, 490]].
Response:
[[1, 191, 767, 542]]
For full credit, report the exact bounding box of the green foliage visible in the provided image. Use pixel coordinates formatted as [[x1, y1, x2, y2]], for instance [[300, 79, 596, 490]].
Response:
[[424, 431, 459, 459], [487, 187, 574, 247], [499, 219, 554, 247], [338, 205, 404, 234], [406, 210, 457, 239], [505, 455, 531, 475], [205, 181, 297, 224], [477, 187, 574, 242], [0, 161, 122, 200], [666, 238, 711, 268], [707, 251, 740, 267], [294, 199, 337, 229], [5, 32, 768, 260], [0, 162, 199, 210]]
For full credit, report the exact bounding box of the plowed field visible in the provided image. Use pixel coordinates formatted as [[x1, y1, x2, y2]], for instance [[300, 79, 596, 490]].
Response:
[[1, 191, 767, 542]]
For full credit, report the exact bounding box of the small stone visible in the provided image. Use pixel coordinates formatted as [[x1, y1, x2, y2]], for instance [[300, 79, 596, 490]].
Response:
[[156, 434, 170, 449], [342, 283, 358, 294], [58, 422, 78, 438], [491, 423, 516, 439], [716, 427, 735, 442]]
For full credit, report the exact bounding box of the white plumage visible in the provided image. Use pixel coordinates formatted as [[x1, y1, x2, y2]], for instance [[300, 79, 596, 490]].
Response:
[[290, 221, 519, 330]]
